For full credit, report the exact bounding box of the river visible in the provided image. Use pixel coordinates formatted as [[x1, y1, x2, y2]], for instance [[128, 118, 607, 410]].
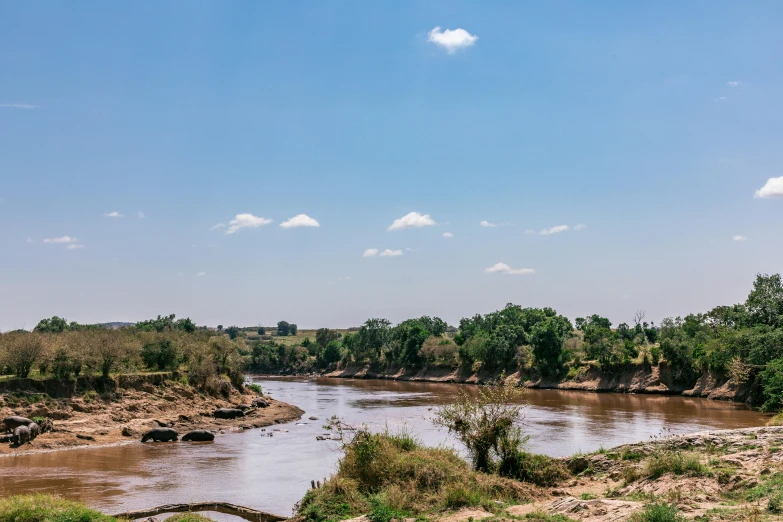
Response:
[[0, 377, 768, 518]]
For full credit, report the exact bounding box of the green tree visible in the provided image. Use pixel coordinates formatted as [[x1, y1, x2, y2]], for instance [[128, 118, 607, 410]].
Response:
[[34, 316, 71, 333], [315, 328, 339, 348], [356, 318, 391, 361], [746, 273, 783, 328], [321, 340, 342, 366], [257, 326, 266, 335], [760, 358, 783, 412], [530, 315, 573, 376], [175, 317, 197, 333], [277, 321, 291, 336], [225, 325, 240, 340], [290, 323, 298, 336]]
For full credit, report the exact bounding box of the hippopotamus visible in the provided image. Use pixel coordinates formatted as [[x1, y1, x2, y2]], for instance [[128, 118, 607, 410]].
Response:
[[3, 416, 33, 433], [141, 427, 179, 442], [181, 430, 215, 442], [28, 422, 40, 439], [213, 408, 244, 419], [13, 425, 31, 445], [252, 397, 270, 408]]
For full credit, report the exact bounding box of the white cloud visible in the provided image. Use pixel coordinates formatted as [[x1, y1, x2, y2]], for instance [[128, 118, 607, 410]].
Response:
[[539, 224, 570, 235], [754, 176, 783, 199], [574, 223, 587, 231], [209, 223, 226, 231], [380, 249, 403, 257], [732, 235, 748, 241], [388, 212, 436, 231], [103, 211, 124, 218], [197, 272, 206, 276], [67, 244, 85, 250], [0, 103, 38, 109], [485, 262, 535, 276], [363, 248, 379, 257], [480, 220, 498, 228], [442, 232, 454, 238], [26, 237, 35, 244], [428, 26, 478, 53], [727, 81, 741, 87], [280, 213, 320, 228], [43, 235, 76, 244], [136, 211, 146, 219], [220, 213, 273, 234]]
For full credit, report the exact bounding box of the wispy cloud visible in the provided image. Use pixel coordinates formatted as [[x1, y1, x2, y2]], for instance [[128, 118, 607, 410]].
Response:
[[0, 103, 38, 109], [574, 223, 587, 231], [428, 27, 478, 53], [388, 212, 436, 231], [714, 96, 729, 102], [213, 213, 273, 234], [732, 235, 748, 241], [197, 272, 206, 277], [43, 235, 76, 244], [136, 211, 146, 219], [363, 248, 379, 257], [754, 176, 783, 199], [26, 237, 35, 244], [727, 81, 741, 87], [539, 224, 570, 235], [485, 262, 535, 275], [103, 211, 124, 218], [280, 214, 320, 228], [480, 220, 498, 228], [442, 232, 454, 238], [379, 249, 403, 257], [67, 244, 86, 250]]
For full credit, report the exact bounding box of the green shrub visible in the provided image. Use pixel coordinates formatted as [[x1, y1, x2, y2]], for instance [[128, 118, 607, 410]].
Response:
[[0, 494, 118, 522], [630, 502, 685, 522], [166, 514, 216, 522], [644, 451, 706, 480], [246, 383, 263, 395], [497, 449, 570, 487], [650, 346, 661, 365], [141, 339, 179, 371]]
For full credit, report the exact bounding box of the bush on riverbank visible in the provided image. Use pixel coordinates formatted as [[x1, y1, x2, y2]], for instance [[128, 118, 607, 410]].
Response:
[[0, 494, 118, 522], [295, 429, 533, 522]]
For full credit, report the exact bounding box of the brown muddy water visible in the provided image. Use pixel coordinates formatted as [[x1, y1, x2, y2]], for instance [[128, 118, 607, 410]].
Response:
[[0, 377, 768, 519]]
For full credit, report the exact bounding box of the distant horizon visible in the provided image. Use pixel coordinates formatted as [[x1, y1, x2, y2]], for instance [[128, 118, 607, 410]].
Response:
[[2, 2, 781, 332]]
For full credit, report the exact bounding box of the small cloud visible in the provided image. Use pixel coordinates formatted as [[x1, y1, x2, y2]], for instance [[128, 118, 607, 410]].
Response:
[[480, 220, 498, 228], [209, 223, 226, 231], [539, 225, 570, 235], [727, 81, 741, 87], [280, 213, 320, 228], [714, 96, 729, 102], [388, 212, 436, 231], [0, 103, 38, 109], [103, 211, 124, 218], [136, 211, 146, 219], [428, 26, 479, 53], [442, 232, 454, 238], [363, 248, 379, 257], [26, 237, 35, 244], [219, 213, 273, 234], [485, 262, 535, 276], [197, 272, 206, 276], [379, 249, 403, 257], [732, 235, 748, 241], [43, 235, 76, 244], [524, 229, 536, 235], [66, 244, 85, 250], [574, 223, 587, 231], [754, 176, 783, 199]]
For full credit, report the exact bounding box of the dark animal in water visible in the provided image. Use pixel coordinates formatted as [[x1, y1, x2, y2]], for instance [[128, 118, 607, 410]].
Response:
[[28, 422, 40, 439], [13, 425, 31, 445], [182, 430, 215, 442], [213, 408, 244, 419], [3, 416, 33, 433], [141, 427, 179, 442]]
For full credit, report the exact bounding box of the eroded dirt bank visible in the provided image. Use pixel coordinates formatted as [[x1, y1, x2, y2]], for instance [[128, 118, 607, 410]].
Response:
[[0, 374, 304, 456], [326, 363, 752, 403]]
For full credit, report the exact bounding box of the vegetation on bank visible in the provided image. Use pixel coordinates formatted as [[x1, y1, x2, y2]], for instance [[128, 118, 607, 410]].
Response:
[[0, 495, 120, 522], [3, 273, 783, 412]]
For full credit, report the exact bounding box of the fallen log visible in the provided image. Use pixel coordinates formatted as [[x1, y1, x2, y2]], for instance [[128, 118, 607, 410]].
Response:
[[111, 502, 287, 522]]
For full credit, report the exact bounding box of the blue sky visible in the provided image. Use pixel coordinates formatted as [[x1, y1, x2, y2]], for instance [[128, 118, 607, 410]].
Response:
[[1, 1, 782, 330]]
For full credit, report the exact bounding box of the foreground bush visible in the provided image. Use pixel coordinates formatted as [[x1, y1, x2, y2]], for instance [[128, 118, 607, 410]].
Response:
[[296, 428, 531, 522], [0, 494, 117, 522], [630, 502, 685, 522]]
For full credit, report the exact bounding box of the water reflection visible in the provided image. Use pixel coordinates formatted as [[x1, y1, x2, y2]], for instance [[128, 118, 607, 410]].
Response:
[[0, 376, 766, 518]]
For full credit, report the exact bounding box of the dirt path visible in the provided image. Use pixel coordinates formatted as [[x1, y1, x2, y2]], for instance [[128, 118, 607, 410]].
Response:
[[1, 380, 303, 456]]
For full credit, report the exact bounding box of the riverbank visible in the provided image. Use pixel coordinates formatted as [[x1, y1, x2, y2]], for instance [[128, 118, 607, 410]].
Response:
[[0, 373, 304, 456], [325, 362, 753, 403], [297, 425, 783, 522]]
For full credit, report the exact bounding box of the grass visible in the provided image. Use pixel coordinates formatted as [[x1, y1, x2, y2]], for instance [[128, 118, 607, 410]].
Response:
[[497, 451, 571, 487], [643, 451, 707, 480], [166, 514, 216, 522], [296, 429, 532, 522], [0, 494, 118, 522], [629, 502, 686, 522]]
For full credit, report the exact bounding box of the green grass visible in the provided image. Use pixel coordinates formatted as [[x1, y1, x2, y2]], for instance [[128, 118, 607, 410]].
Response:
[[629, 502, 686, 522], [0, 494, 118, 522], [165, 514, 216, 522], [521, 513, 576, 522], [644, 451, 707, 480]]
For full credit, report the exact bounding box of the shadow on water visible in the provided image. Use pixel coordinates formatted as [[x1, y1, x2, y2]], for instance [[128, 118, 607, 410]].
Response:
[[0, 376, 767, 519]]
